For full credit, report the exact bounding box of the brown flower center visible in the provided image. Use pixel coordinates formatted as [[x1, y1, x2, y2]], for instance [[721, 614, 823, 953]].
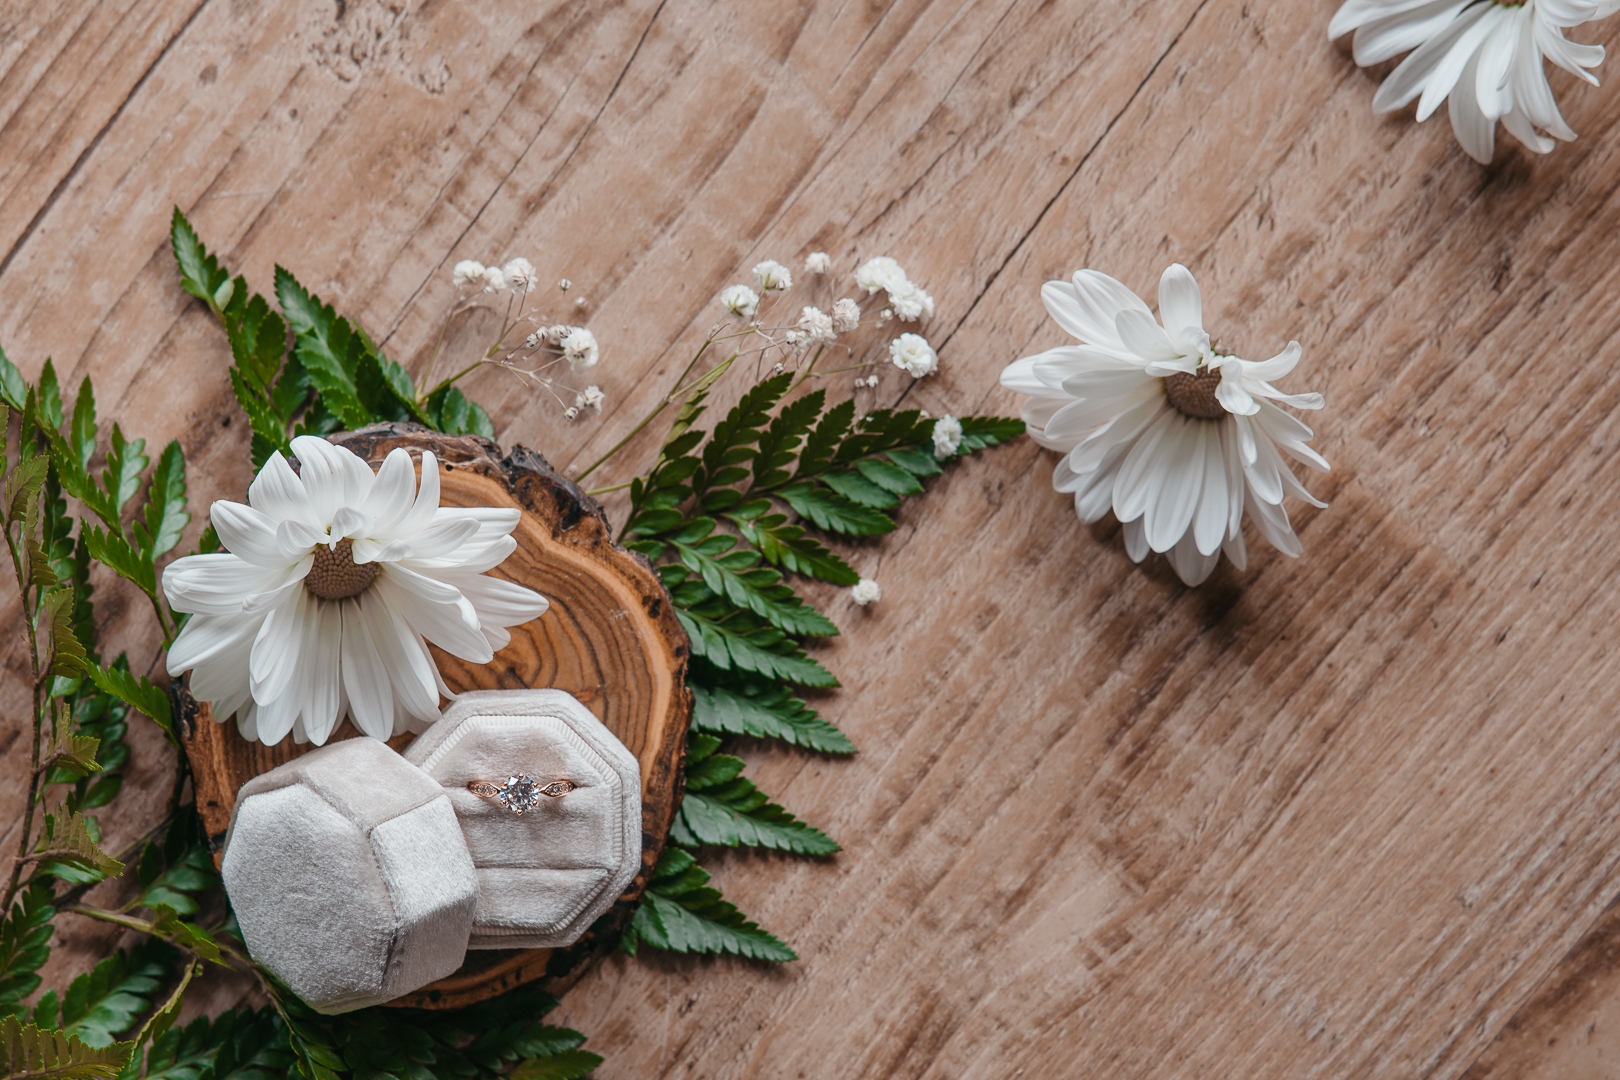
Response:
[[1163, 368, 1227, 420], [304, 538, 380, 600]]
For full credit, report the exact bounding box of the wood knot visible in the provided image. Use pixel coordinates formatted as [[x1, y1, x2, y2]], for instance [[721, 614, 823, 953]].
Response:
[[1163, 368, 1227, 420], [304, 538, 380, 600]]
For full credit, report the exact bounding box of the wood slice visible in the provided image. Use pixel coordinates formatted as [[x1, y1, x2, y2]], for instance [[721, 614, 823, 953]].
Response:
[[177, 424, 691, 1010]]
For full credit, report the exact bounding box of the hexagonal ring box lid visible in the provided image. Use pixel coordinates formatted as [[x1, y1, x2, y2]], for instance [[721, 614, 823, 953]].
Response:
[[221, 738, 479, 1014], [403, 689, 643, 950]]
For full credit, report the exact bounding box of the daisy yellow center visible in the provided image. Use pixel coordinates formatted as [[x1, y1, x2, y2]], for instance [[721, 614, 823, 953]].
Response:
[[304, 538, 380, 600], [1163, 368, 1227, 420]]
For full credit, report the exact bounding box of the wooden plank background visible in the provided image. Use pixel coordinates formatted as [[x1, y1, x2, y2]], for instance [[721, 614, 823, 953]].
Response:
[[4, 0, 1620, 1076]]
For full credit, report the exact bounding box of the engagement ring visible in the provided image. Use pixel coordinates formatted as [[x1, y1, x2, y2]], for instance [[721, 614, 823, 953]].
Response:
[[467, 773, 575, 813]]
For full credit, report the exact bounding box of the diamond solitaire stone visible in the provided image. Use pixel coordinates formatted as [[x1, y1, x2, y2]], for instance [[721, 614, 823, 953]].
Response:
[[498, 773, 541, 814]]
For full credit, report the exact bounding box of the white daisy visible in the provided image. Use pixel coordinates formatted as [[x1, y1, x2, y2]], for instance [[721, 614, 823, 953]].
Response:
[[163, 437, 549, 747], [1331, 0, 1620, 162], [1001, 264, 1329, 587]]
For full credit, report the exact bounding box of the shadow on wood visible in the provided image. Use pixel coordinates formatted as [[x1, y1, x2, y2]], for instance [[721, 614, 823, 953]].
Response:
[[177, 425, 691, 1009]]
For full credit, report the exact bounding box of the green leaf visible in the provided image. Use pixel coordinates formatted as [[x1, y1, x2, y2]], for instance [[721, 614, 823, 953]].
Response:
[[134, 840, 215, 918], [61, 948, 166, 1048], [821, 470, 898, 509], [629, 849, 795, 962], [138, 1006, 293, 1080], [675, 609, 837, 687], [0, 1016, 132, 1080], [674, 789, 839, 854], [37, 360, 63, 432], [44, 736, 102, 779], [0, 887, 57, 1020], [671, 526, 838, 637], [7, 457, 50, 527], [34, 812, 123, 880], [124, 957, 196, 1063], [506, 1050, 604, 1080], [777, 483, 894, 536], [82, 529, 154, 599], [690, 683, 855, 755], [855, 457, 924, 497], [100, 428, 148, 516], [789, 398, 854, 482], [133, 441, 189, 560], [68, 381, 97, 473], [145, 908, 223, 967], [958, 414, 1026, 452], [729, 507, 858, 585], [885, 445, 943, 478], [170, 208, 231, 313], [673, 735, 839, 853], [0, 347, 26, 412], [275, 268, 370, 429], [750, 388, 821, 491], [354, 349, 421, 426], [39, 586, 88, 679]]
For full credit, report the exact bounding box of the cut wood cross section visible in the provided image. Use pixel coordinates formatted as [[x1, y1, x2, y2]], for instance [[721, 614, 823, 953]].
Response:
[[177, 425, 691, 1010]]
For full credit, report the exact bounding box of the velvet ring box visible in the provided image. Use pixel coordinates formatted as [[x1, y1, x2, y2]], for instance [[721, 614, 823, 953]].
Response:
[[403, 689, 643, 950], [221, 738, 479, 1014]]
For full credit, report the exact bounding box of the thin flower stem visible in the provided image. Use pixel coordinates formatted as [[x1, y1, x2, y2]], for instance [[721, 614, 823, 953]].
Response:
[[575, 336, 724, 483], [415, 303, 457, 406], [584, 480, 635, 497], [4, 501, 47, 914], [807, 360, 881, 378]]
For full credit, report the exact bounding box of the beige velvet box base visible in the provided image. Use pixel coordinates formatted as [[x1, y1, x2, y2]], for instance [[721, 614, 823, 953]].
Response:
[[221, 738, 479, 1015], [404, 690, 643, 950]]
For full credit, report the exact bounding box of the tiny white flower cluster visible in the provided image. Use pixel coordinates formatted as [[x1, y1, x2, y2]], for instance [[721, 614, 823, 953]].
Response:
[[931, 415, 963, 459], [854, 256, 934, 322], [453, 257, 540, 295], [754, 260, 793, 292], [889, 333, 938, 378], [851, 578, 882, 606], [565, 384, 605, 421], [722, 284, 760, 318], [715, 252, 940, 381]]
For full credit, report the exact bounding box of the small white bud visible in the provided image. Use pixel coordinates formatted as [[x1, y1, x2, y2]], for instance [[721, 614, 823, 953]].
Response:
[[851, 578, 882, 606], [804, 251, 831, 275], [574, 296, 587, 309], [453, 260, 486, 287], [563, 405, 580, 420], [482, 265, 507, 292], [524, 332, 540, 349], [581, 385, 605, 411], [558, 278, 572, 292]]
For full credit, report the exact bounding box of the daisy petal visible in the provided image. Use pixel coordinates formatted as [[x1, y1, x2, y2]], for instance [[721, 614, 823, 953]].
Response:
[[340, 599, 395, 741], [1158, 264, 1204, 341]]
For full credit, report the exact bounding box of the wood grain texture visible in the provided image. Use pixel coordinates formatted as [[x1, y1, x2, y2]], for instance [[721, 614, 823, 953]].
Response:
[[6, 0, 1620, 1074], [177, 426, 691, 1009]]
